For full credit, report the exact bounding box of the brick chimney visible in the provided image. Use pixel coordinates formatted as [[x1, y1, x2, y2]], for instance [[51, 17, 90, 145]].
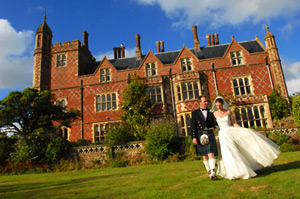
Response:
[[82, 31, 89, 48], [135, 34, 142, 59], [121, 44, 125, 58], [156, 41, 161, 53], [211, 34, 215, 46], [160, 41, 165, 52], [214, 33, 219, 45], [192, 26, 200, 51], [113, 47, 118, 59], [206, 34, 211, 46]]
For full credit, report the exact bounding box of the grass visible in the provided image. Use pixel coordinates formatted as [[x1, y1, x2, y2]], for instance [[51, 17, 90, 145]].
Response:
[[0, 151, 300, 199]]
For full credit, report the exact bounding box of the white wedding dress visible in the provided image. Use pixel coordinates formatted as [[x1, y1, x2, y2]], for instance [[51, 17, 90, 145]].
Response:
[[216, 115, 280, 180]]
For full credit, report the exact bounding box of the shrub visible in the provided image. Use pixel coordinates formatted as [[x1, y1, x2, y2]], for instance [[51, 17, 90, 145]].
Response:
[[292, 95, 300, 125], [106, 124, 134, 147], [279, 143, 300, 152], [0, 135, 17, 165], [268, 131, 300, 152], [45, 136, 71, 164], [145, 118, 176, 160]]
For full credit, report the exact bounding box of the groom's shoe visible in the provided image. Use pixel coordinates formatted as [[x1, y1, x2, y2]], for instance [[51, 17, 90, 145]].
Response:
[[209, 169, 217, 180]]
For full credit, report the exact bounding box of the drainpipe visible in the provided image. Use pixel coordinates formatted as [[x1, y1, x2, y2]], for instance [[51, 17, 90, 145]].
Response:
[[211, 63, 218, 94], [80, 80, 84, 139], [169, 68, 178, 136], [265, 57, 274, 89]]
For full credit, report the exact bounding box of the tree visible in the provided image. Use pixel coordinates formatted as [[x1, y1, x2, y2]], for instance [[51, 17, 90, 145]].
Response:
[[268, 90, 290, 120], [0, 88, 79, 138], [120, 74, 153, 140]]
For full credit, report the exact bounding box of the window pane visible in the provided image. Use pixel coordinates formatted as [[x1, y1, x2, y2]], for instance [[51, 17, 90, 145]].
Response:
[[194, 82, 199, 89], [177, 86, 181, 101], [239, 79, 244, 86], [231, 53, 236, 58], [151, 63, 156, 68], [151, 88, 155, 95], [112, 94, 116, 100], [254, 107, 259, 119], [182, 66, 186, 72], [107, 102, 111, 110], [235, 111, 241, 122], [260, 106, 265, 118], [151, 95, 156, 104], [102, 95, 106, 102], [62, 54, 66, 59], [188, 65, 192, 71], [236, 52, 241, 57], [157, 95, 162, 103], [156, 87, 161, 94], [182, 84, 187, 92], [112, 102, 117, 109], [146, 63, 150, 69], [240, 87, 245, 95], [188, 83, 193, 90], [241, 108, 247, 120], [107, 94, 111, 102], [195, 90, 199, 98], [247, 107, 254, 120], [233, 79, 238, 87], [234, 88, 239, 95], [152, 70, 156, 75], [246, 86, 251, 94]]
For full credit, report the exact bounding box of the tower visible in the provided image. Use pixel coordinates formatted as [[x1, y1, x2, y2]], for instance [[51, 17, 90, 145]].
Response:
[[33, 14, 53, 91], [264, 26, 289, 100]]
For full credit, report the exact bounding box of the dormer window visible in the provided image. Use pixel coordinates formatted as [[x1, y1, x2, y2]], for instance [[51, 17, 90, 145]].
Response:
[[231, 51, 243, 66], [145, 62, 157, 77], [181, 58, 192, 72], [100, 69, 111, 82], [57, 54, 66, 67]]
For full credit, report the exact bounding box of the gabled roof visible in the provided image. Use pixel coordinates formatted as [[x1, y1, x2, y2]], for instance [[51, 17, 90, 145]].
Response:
[[79, 40, 265, 76]]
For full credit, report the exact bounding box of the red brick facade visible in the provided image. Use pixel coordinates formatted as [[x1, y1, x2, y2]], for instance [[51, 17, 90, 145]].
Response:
[[33, 17, 289, 142]]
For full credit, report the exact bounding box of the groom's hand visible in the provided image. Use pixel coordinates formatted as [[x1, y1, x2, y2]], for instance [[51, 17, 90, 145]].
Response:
[[193, 138, 198, 145]]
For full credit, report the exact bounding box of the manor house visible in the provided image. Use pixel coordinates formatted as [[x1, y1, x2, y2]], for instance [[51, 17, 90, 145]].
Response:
[[33, 15, 289, 142]]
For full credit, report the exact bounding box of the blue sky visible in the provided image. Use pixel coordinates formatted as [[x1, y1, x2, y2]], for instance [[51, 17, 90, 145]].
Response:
[[0, 0, 300, 100]]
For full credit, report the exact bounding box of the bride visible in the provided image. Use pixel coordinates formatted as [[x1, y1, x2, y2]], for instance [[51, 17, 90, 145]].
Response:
[[212, 96, 280, 180]]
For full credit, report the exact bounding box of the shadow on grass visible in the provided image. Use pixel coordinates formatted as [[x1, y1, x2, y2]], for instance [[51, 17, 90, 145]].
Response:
[[256, 161, 300, 177], [0, 171, 137, 194]]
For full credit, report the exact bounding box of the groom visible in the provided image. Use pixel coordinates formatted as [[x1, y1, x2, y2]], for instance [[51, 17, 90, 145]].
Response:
[[191, 95, 218, 180]]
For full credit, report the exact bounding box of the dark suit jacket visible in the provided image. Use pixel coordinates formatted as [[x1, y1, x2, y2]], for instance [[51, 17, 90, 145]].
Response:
[[191, 109, 216, 139]]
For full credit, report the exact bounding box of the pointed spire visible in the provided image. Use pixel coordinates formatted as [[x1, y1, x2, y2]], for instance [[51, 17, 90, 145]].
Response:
[[44, 8, 47, 22]]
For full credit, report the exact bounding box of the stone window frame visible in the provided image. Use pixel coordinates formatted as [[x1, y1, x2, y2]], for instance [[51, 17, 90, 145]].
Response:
[[56, 54, 67, 67], [230, 51, 244, 66], [95, 92, 118, 112], [179, 113, 192, 136], [146, 84, 164, 104], [231, 76, 253, 96], [145, 62, 158, 77], [56, 97, 68, 108], [100, 68, 111, 83], [93, 121, 119, 143], [235, 105, 267, 128], [176, 81, 200, 102], [59, 127, 69, 141], [180, 57, 193, 73]]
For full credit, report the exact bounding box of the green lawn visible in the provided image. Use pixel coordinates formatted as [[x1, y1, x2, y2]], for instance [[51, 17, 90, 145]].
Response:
[[0, 151, 300, 199]]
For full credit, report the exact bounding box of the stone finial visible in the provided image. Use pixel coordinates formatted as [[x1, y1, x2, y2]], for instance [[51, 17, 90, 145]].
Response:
[[231, 35, 234, 40], [265, 25, 269, 32]]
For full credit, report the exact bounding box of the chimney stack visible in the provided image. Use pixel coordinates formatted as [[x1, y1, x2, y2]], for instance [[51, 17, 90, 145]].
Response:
[[160, 41, 165, 52], [214, 33, 219, 45], [82, 31, 89, 48], [121, 44, 125, 58], [156, 41, 161, 53], [113, 47, 118, 59], [206, 34, 211, 46], [211, 34, 215, 46], [192, 26, 200, 51], [135, 34, 142, 59]]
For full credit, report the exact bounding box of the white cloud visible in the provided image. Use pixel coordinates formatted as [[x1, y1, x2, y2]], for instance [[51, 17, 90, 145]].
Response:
[[0, 19, 34, 89], [282, 61, 300, 95], [134, 0, 300, 28], [95, 47, 137, 61]]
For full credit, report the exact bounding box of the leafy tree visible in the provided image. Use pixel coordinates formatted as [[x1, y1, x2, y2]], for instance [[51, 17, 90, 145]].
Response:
[[120, 73, 153, 140], [268, 90, 290, 120], [292, 95, 300, 125], [0, 88, 80, 165], [0, 88, 79, 138]]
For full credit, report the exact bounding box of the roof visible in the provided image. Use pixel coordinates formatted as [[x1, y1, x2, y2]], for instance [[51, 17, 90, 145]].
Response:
[[79, 40, 265, 76]]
